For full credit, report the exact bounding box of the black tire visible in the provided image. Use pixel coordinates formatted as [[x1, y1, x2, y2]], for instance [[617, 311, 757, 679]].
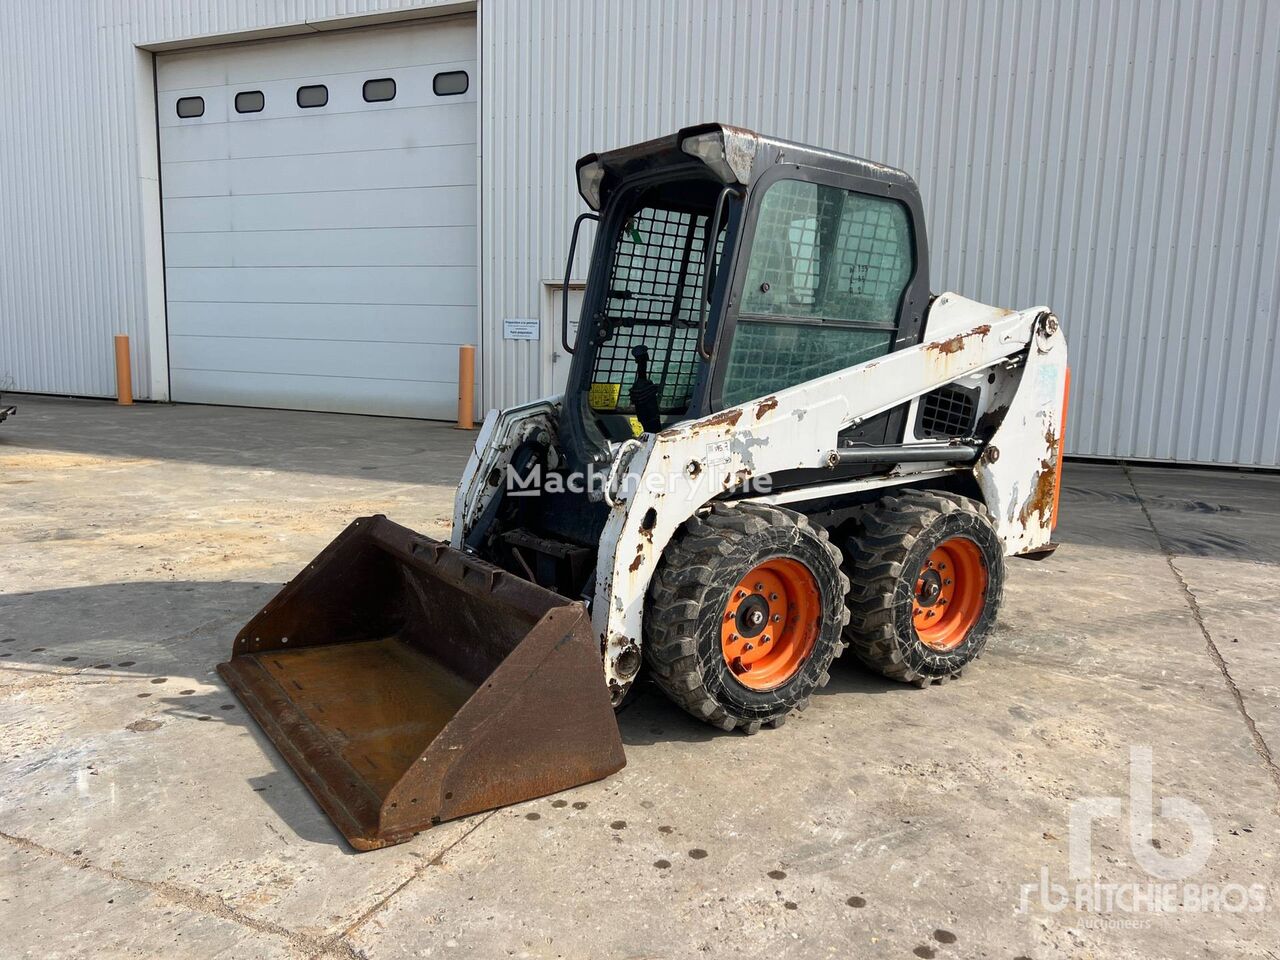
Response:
[[644, 502, 849, 733], [843, 491, 1004, 686]]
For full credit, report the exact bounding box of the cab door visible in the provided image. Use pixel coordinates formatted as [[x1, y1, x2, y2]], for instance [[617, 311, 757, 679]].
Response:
[[707, 167, 929, 453]]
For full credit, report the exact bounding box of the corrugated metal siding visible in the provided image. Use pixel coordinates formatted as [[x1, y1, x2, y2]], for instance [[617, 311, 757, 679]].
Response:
[[1, 0, 1277, 466], [0, 0, 463, 400], [479, 0, 1280, 467]]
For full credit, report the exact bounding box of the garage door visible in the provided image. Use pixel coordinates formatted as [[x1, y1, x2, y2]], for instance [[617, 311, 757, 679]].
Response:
[[156, 18, 477, 418]]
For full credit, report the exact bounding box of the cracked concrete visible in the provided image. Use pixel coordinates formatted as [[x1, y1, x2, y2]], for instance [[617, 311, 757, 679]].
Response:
[[1122, 463, 1280, 800], [1, 396, 1277, 959]]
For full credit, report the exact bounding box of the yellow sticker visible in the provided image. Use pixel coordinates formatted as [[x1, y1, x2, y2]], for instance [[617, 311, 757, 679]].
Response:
[[627, 416, 645, 437], [588, 382, 621, 410]]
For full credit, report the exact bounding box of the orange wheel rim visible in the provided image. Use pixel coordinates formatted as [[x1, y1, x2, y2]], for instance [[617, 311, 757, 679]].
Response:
[[912, 537, 987, 652], [720, 557, 821, 691]]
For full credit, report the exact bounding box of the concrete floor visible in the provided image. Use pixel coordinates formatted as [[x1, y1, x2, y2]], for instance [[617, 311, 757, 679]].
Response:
[[1, 395, 1277, 960]]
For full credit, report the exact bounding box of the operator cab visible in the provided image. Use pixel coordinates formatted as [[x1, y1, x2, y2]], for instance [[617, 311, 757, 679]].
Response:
[[478, 125, 934, 598], [560, 123, 931, 473]]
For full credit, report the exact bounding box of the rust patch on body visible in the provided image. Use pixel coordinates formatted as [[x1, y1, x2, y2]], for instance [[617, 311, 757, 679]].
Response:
[[1018, 458, 1057, 529], [754, 396, 779, 420], [929, 324, 992, 356], [659, 407, 742, 440], [699, 408, 744, 429]]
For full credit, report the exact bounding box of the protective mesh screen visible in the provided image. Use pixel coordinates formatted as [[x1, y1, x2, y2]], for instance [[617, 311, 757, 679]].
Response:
[[741, 179, 912, 326], [722, 321, 893, 407], [918, 386, 978, 438], [589, 207, 719, 413]]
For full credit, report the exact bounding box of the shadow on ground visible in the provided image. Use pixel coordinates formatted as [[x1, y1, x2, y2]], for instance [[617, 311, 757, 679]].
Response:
[[1054, 461, 1279, 562], [1, 394, 474, 484]]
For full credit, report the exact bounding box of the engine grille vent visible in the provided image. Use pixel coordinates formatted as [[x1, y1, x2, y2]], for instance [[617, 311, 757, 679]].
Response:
[[917, 385, 978, 439]]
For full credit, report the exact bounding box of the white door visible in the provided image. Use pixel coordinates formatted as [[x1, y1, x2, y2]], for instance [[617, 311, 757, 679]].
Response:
[[156, 18, 477, 418], [543, 281, 585, 396]]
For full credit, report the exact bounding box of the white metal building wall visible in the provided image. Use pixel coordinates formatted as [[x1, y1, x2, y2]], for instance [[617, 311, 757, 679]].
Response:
[[479, 0, 1280, 467], [1, 1, 1278, 467]]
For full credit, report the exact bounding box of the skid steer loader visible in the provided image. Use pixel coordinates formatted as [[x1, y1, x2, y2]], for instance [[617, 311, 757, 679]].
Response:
[[219, 124, 1069, 850]]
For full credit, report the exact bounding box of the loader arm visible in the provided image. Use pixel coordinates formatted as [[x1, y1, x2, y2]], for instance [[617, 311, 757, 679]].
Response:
[[592, 296, 1067, 697]]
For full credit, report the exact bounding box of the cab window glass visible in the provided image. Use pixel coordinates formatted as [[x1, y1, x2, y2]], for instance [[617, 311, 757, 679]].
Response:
[[722, 323, 893, 406], [740, 179, 913, 324], [723, 179, 913, 406]]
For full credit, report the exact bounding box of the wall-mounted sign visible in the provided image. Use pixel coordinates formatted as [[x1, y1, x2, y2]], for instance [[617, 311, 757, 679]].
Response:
[[503, 318, 540, 341]]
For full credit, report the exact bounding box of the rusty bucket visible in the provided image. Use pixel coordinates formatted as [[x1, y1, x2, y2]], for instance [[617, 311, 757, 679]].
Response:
[[217, 516, 625, 850]]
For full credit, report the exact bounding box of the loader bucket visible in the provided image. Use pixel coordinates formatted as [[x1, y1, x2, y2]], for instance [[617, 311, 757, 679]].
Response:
[[217, 516, 625, 851]]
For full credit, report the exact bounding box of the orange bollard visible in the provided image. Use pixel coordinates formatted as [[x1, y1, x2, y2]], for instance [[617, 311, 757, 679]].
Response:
[[456, 344, 475, 429], [114, 334, 134, 406]]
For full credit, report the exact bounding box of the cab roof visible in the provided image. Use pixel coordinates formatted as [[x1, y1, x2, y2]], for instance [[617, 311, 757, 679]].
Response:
[[574, 122, 919, 210]]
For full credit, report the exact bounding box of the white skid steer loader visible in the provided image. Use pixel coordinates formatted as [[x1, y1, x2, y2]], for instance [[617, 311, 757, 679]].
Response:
[[219, 124, 1069, 849]]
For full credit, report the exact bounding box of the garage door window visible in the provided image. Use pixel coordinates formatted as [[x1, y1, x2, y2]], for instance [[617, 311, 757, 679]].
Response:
[[362, 78, 396, 102], [433, 71, 468, 96], [175, 96, 204, 118], [296, 84, 328, 108], [235, 91, 264, 114]]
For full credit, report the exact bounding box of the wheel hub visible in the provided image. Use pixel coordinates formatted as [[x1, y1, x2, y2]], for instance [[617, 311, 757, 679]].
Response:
[[916, 569, 943, 606], [720, 558, 822, 691], [733, 594, 770, 638], [911, 538, 988, 652]]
